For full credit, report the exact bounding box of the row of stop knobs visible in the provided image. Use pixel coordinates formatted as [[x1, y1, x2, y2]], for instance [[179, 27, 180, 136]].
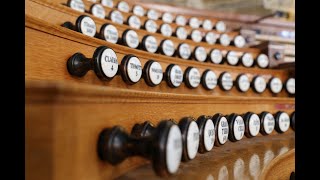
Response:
[[97, 111, 295, 177]]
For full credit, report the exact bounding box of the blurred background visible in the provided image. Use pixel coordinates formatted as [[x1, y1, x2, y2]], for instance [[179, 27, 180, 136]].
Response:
[[139, 0, 295, 21]]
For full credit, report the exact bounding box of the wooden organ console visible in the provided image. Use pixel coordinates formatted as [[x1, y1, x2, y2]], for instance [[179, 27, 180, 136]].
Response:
[[25, 0, 295, 179]]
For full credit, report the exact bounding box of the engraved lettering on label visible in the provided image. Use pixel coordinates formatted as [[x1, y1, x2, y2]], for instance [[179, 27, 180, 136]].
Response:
[[147, 9, 159, 20], [128, 16, 141, 29], [169, 65, 183, 87], [145, 20, 157, 33], [110, 11, 124, 24], [218, 117, 229, 144], [238, 74, 250, 92], [69, 0, 85, 12], [133, 5, 144, 16], [221, 73, 233, 90], [100, 48, 118, 78], [278, 112, 290, 132], [148, 61, 163, 85], [103, 25, 118, 44], [249, 114, 260, 136], [204, 70, 217, 90], [179, 44, 191, 59], [263, 113, 275, 134], [254, 76, 266, 93], [188, 68, 201, 88], [161, 24, 172, 37], [210, 49, 223, 64], [233, 116, 245, 140], [204, 119, 215, 151], [80, 17, 96, 37]]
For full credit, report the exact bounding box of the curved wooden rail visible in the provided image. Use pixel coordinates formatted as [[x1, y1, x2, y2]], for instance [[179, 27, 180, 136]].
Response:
[[259, 149, 295, 180]]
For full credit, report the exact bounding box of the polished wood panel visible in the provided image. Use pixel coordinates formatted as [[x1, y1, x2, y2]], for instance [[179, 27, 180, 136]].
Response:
[[26, 79, 294, 180]]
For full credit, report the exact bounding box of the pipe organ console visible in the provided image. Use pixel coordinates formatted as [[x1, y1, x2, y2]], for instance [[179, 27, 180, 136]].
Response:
[[25, 0, 295, 179]]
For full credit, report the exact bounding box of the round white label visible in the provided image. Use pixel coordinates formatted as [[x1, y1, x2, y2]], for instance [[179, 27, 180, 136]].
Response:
[[160, 23, 173, 37], [69, 0, 85, 12], [248, 114, 260, 137], [128, 15, 141, 29], [117, 1, 129, 12], [203, 70, 217, 90], [233, 116, 245, 140], [278, 112, 290, 132], [187, 68, 201, 88], [263, 113, 275, 134], [147, 9, 159, 20], [210, 49, 223, 64], [227, 51, 239, 65], [100, 48, 118, 78], [144, 35, 158, 53], [166, 125, 182, 174], [175, 15, 187, 26], [191, 30, 202, 43], [237, 74, 250, 92], [189, 17, 200, 28], [203, 19, 213, 30], [161, 39, 175, 57], [102, 24, 118, 44], [203, 119, 215, 151], [148, 61, 163, 85], [234, 35, 246, 48], [215, 21, 226, 33], [253, 76, 266, 93], [178, 43, 191, 59], [194, 46, 207, 62], [186, 121, 200, 160], [219, 34, 231, 46], [270, 77, 283, 94], [217, 117, 229, 145], [169, 65, 183, 87], [124, 30, 139, 49], [101, 0, 113, 8], [132, 5, 145, 17], [286, 78, 295, 94], [257, 54, 269, 68], [80, 16, 96, 37], [241, 53, 254, 67], [110, 10, 124, 24], [91, 4, 105, 19], [126, 56, 142, 83], [176, 26, 187, 40], [162, 12, 174, 23], [221, 72, 233, 91], [205, 32, 217, 45], [144, 20, 158, 33]]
